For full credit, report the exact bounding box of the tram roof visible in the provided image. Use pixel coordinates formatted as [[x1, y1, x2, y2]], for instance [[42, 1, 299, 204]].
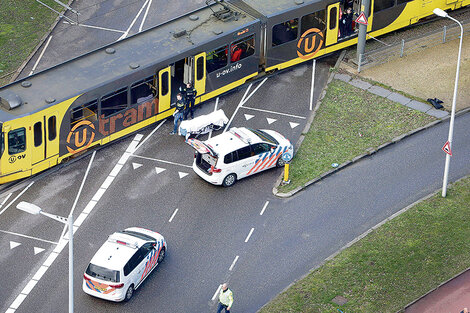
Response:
[[0, 2, 257, 121], [233, 0, 317, 17]]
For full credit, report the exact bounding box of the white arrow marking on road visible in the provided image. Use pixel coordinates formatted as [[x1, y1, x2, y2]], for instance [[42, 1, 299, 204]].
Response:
[[266, 118, 277, 125], [34, 247, 45, 255], [10, 241, 21, 249], [155, 166, 166, 174], [244, 114, 254, 121], [289, 122, 300, 129], [132, 162, 143, 170], [178, 172, 189, 179]]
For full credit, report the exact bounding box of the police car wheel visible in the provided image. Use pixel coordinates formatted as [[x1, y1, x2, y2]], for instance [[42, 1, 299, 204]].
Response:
[[276, 157, 286, 168], [222, 173, 237, 187], [157, 247, 166, 263], [124, 285, 134, 302]]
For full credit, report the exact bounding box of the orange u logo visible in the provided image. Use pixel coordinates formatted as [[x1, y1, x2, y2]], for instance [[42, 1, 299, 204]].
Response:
[[297, 28, 324, 60], [66, 120, 96, 154]]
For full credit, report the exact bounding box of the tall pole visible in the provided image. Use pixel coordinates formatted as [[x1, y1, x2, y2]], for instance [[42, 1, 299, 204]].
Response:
[[68, 214, 74, 313], [442, 16, 463, 197], [356, 0, 371, 64]]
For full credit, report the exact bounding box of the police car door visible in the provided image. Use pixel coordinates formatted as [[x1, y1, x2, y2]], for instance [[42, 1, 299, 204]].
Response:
[[135, 243, 156, 288], [245, 143, 273, 177]]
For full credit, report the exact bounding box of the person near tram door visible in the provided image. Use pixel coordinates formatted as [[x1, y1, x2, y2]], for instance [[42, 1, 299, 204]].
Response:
[[217, 283, 233, 313], [182, 82, 197, 120], [170, 93, 185, 135]]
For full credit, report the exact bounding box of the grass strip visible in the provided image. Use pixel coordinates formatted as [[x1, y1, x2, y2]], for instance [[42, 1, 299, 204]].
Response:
[[0, 0, 62, 85], [278, 79, 435, 193], [261, 176, 470, 312]]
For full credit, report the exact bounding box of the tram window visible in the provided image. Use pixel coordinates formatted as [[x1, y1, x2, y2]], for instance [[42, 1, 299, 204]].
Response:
[[230, 35, 255, 63], [101, 87, 128, 117], [161, 72, 169, 96], [272, 18, 298, 46], [396, 0, 411, 5], [329, 8, 337, 30], [48, 116, 57, 141], [71, 100, 98, 125], [374, 0, 395, 11], [301, 11, 326, 34], [8, 128, 26, 155], [196, 56, 204, 81], [131, 76, 155, 104], [34, 122, 42, 147], [206, 45, 228, 73]]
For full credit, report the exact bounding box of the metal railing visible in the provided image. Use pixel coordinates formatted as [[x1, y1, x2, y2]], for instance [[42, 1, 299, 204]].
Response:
[[358, 18, 470, 72]]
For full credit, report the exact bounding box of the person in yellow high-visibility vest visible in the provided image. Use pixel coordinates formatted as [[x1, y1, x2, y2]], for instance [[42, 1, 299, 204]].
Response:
[[217, 283, 233, 313]]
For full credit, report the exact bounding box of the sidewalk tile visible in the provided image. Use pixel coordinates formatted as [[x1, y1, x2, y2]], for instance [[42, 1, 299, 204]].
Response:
[[349, 79, 372, 90], [426, 108, 449, 119], [368, 85, 392, 98], [334, 73, 352, 83], [387, 92, 412, 105], [406, 100, 432, 113]]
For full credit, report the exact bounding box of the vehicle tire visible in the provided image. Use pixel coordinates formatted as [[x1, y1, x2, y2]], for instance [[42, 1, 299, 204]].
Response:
[[222, 173, 237, 187], [157, 247, 166, 263], [276, 157, 286, 168], [124, 284, 134, 302]]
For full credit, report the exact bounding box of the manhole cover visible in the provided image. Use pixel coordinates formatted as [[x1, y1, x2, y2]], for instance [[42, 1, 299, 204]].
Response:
[[332, 295, 348, 305]]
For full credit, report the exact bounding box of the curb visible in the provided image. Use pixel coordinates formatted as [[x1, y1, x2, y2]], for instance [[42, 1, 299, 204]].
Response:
[[10, 0, 75, 82], [272, 50, 346, 197], [273, 80, 470, 198]]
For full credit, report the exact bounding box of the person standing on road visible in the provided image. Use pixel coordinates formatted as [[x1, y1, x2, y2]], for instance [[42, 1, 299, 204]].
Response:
[[182, 82, 197, 120], [170, 93, 185, 135], [217, 283, 233, 313]]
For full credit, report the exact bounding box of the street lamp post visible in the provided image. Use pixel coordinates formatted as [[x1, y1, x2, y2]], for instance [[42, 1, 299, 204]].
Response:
[[16, 201, 74, 313], [433, 8, 464, 197]]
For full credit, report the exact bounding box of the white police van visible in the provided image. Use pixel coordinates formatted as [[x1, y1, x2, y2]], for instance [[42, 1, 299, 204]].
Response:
[[82, 227, 166, 302], [188, 127, 293, 187]]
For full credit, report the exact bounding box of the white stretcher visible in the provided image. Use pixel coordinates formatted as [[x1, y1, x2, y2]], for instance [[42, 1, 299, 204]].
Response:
[[179, 109, 229, 139]]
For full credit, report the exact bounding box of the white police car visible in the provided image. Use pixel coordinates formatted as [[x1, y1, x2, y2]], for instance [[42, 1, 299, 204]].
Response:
[[187, 127, 293, 187], [82, 227, 166, 302]]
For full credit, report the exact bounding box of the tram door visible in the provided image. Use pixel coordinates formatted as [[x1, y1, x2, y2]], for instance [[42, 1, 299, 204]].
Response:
[[193, 52, 206, 104], [326, 3, 340, 46], [158, 67, 171, 113], [31, 112, 58, 165]]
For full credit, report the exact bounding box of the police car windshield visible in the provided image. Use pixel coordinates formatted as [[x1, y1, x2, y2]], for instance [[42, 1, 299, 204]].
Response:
[[248, 128, 278, 145], [86, 263, 120, 282]]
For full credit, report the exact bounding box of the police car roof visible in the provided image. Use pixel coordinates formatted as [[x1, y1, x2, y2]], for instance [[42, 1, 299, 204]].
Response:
[[205, 127, 261, 155], [89, 232, 147, 271]]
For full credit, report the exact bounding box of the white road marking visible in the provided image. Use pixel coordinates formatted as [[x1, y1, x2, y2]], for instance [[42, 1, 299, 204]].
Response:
[[0, 230, 58, 245], [133, 120, 166, 153], [33, 247, 45, 255], [240, 106, 306, 119], [139, 0, 153, 32], [289, 122, 300, 129], [0, 181, 35, 215], [178, 172, 189, 179], [6, 135, 142, 313], [245, 228, 254, 243], [212, 284, 222, 301], [29, 36, 52, 76], [168, 209, 178, 223], [10, 241, 21, 249], [266, 117, 277, 125], [132, 154, 193, 168], [155, 166, 166, 174], [229, 255, 239, 271], [118, 0, 151, 40], [132, 162, 143, 169], [244, 114, 254, 121], [310, 59, 316, 111], [62, 20, 125, 34], [224, 84, 251, 132], [20, 280, 37, 297], [0, 193, 12, 207], [260, 201, 269, 215], [240, 77, 268, 105]]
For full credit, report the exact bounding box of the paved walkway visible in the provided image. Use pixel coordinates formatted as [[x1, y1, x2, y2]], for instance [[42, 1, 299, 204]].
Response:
[[333, 72, 449, 119]]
